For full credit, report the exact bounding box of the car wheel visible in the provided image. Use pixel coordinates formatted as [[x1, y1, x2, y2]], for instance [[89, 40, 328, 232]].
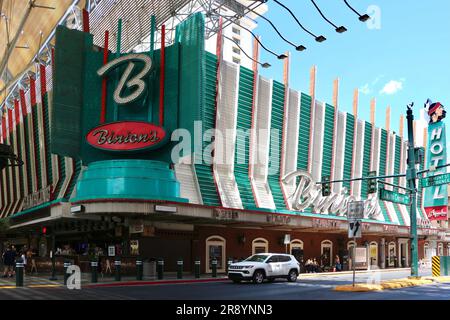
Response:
[[232, 279, 241, 284], [252, 270, 265, 284], [287, 269, 298, 282]]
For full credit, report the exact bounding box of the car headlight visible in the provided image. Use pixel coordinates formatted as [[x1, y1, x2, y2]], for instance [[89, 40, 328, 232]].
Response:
[[244, 265, 254, 269]]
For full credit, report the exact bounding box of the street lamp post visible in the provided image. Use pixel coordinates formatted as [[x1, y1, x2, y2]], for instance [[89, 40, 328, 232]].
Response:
[[49, 226, 57, 281], [406, 103, 419, 277]]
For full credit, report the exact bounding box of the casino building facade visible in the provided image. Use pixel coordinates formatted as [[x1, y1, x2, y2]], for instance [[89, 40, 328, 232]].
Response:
[[0, 12, 449, 273]]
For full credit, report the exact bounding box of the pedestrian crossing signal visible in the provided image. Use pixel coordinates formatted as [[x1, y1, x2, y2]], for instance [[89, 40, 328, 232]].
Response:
[[321, 175, 331, 196], [367, 171, 377, 195]]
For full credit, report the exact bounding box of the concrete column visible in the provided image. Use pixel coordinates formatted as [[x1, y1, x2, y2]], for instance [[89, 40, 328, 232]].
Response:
[[380, 238, 386, 269]]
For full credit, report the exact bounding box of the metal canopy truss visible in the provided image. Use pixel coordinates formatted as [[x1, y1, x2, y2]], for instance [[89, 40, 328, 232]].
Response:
[[2, 0, 263, 109], [87, 0, 263, 54]]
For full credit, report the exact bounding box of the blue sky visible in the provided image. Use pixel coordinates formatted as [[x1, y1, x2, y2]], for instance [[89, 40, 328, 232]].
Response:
[[255, 0, 450, 142]]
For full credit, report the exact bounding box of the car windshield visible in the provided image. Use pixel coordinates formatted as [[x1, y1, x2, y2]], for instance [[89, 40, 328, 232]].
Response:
[[244, 255, 269, 262]]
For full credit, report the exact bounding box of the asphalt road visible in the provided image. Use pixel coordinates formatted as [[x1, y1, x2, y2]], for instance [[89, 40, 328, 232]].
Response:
[[0, 269, 447, 301]]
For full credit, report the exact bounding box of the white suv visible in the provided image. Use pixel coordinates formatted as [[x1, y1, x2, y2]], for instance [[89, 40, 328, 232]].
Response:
[[228, 253, 300, 284]]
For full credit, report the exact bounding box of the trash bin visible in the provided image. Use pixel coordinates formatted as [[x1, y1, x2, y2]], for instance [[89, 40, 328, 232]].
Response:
[[143, 259, 157, 277]]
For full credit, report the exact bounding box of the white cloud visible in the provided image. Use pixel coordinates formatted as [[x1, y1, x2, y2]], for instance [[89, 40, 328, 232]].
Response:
[[380, 80, 404, 95], [360, 83, 372, 95]]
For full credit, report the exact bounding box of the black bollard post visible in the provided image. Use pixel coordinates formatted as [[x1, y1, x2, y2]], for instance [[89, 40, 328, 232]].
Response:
[[194, 259, 200, 279], [136, 259, 143, 281], [157, 258, 164, 280], [177, 258, 183, 279], [91, 260, 98, 283], [212, 259, 217, 278], [16, 258, 24, 287], [115, 257, 121, 281]]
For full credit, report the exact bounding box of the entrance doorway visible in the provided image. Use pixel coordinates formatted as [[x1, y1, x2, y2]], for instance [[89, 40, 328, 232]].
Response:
[[388, 242, 396, 267], [205, 236, 226, 273], [321, 240, 333, 267], [290, 239, 304, 263], [369, 242, 378, 268]]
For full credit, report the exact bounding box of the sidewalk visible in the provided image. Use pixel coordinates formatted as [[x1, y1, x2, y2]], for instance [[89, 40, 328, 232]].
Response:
[[0, 272, 229, 289]]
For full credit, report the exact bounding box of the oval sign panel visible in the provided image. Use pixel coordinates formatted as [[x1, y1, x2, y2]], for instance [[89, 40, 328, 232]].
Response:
[[86, 121, 167, 152]]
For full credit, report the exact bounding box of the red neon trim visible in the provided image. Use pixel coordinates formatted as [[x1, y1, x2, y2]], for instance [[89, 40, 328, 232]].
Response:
[[82, 9, 90, 33], [249, 45, 260, 208], [100, 30, 109, 124], [30, 77, 36, 106], [39, 64, 47, 97], [14, 100, 20, 126], [211, 18, 223, 207], [7, 109, 12, 133], [159, 24, 165, 126]]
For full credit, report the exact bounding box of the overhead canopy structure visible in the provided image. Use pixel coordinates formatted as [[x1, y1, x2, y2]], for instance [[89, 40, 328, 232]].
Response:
[[0, 0, 263, 107], [0, 0, 84, 105]]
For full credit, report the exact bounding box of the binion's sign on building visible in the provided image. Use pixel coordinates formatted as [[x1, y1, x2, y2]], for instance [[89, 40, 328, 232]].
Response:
[[51, 13, 206, 165], [424, 100, 448, 220]]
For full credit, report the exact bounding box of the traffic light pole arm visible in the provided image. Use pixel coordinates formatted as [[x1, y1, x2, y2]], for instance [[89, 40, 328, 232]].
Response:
[[376, 180, 413, 193], [416, 162, 450, 176], [316, 173, 406, 185]]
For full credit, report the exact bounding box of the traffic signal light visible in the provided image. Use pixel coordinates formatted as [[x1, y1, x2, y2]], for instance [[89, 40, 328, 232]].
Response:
[[367, 171, 377, 195], [321, 175, 331, 196], [42, 227, 47, 235]]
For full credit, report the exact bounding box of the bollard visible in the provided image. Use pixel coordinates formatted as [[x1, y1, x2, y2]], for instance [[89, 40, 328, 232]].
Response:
[[136, 259, 143, 281], [115, 257, 121, 281], [227, 258, 233, 273], [194, 259, 201, 279], [63, 260, 71, 286], [211, 259, 217, 278], [157, 259, 164, 280], [16, 258, 24, 287], [177, 258, 183, 279], [91, 260, 98, 283]]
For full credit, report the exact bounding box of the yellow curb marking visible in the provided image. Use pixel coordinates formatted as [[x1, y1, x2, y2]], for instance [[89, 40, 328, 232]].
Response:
[[334, 278, 435, 292]]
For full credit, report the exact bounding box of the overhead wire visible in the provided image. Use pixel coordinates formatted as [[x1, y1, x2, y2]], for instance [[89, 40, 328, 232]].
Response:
[[272, 0, 325, 42], [247, 6, 306, 51]]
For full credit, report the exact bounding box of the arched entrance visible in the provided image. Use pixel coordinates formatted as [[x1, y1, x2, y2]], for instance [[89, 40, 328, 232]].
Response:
[[369, 242, 378, 267], [388, 242, 396, 267], [205, 236, 226, 273], [321, 240, 333, 267], [252, 238, 269, 255], [290, 239, 304, 263]]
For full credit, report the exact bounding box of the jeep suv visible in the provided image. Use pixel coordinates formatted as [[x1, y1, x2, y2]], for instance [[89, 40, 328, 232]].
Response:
[[228, 253, 300, 284]]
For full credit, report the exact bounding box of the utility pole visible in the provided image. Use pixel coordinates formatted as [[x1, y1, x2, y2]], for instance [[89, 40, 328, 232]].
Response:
[[406, 103, 419, 277]]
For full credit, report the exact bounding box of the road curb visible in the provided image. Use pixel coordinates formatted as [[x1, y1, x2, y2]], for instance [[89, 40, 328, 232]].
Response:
[[334, 277, 435, 292], [83, 277, 229, 288]]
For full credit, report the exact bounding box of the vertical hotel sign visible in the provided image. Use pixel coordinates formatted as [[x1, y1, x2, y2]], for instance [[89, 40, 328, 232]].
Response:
[[424, 101, 448, 220]]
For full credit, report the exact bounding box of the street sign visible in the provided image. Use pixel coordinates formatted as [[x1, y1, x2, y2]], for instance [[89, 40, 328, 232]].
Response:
[[421, 172, 450, 188], [348, 220, 362, 238], [347, 201, 364, 238], [379, 188, 411, 205], [347, 201, 364, 221]]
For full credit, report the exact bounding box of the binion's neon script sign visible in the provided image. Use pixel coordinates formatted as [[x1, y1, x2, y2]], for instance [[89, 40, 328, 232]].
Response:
[[282, 171, 382, 219]]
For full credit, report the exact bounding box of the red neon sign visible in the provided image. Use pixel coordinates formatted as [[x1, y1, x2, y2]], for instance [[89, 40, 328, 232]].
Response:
[[86, 121, 167, 152]]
